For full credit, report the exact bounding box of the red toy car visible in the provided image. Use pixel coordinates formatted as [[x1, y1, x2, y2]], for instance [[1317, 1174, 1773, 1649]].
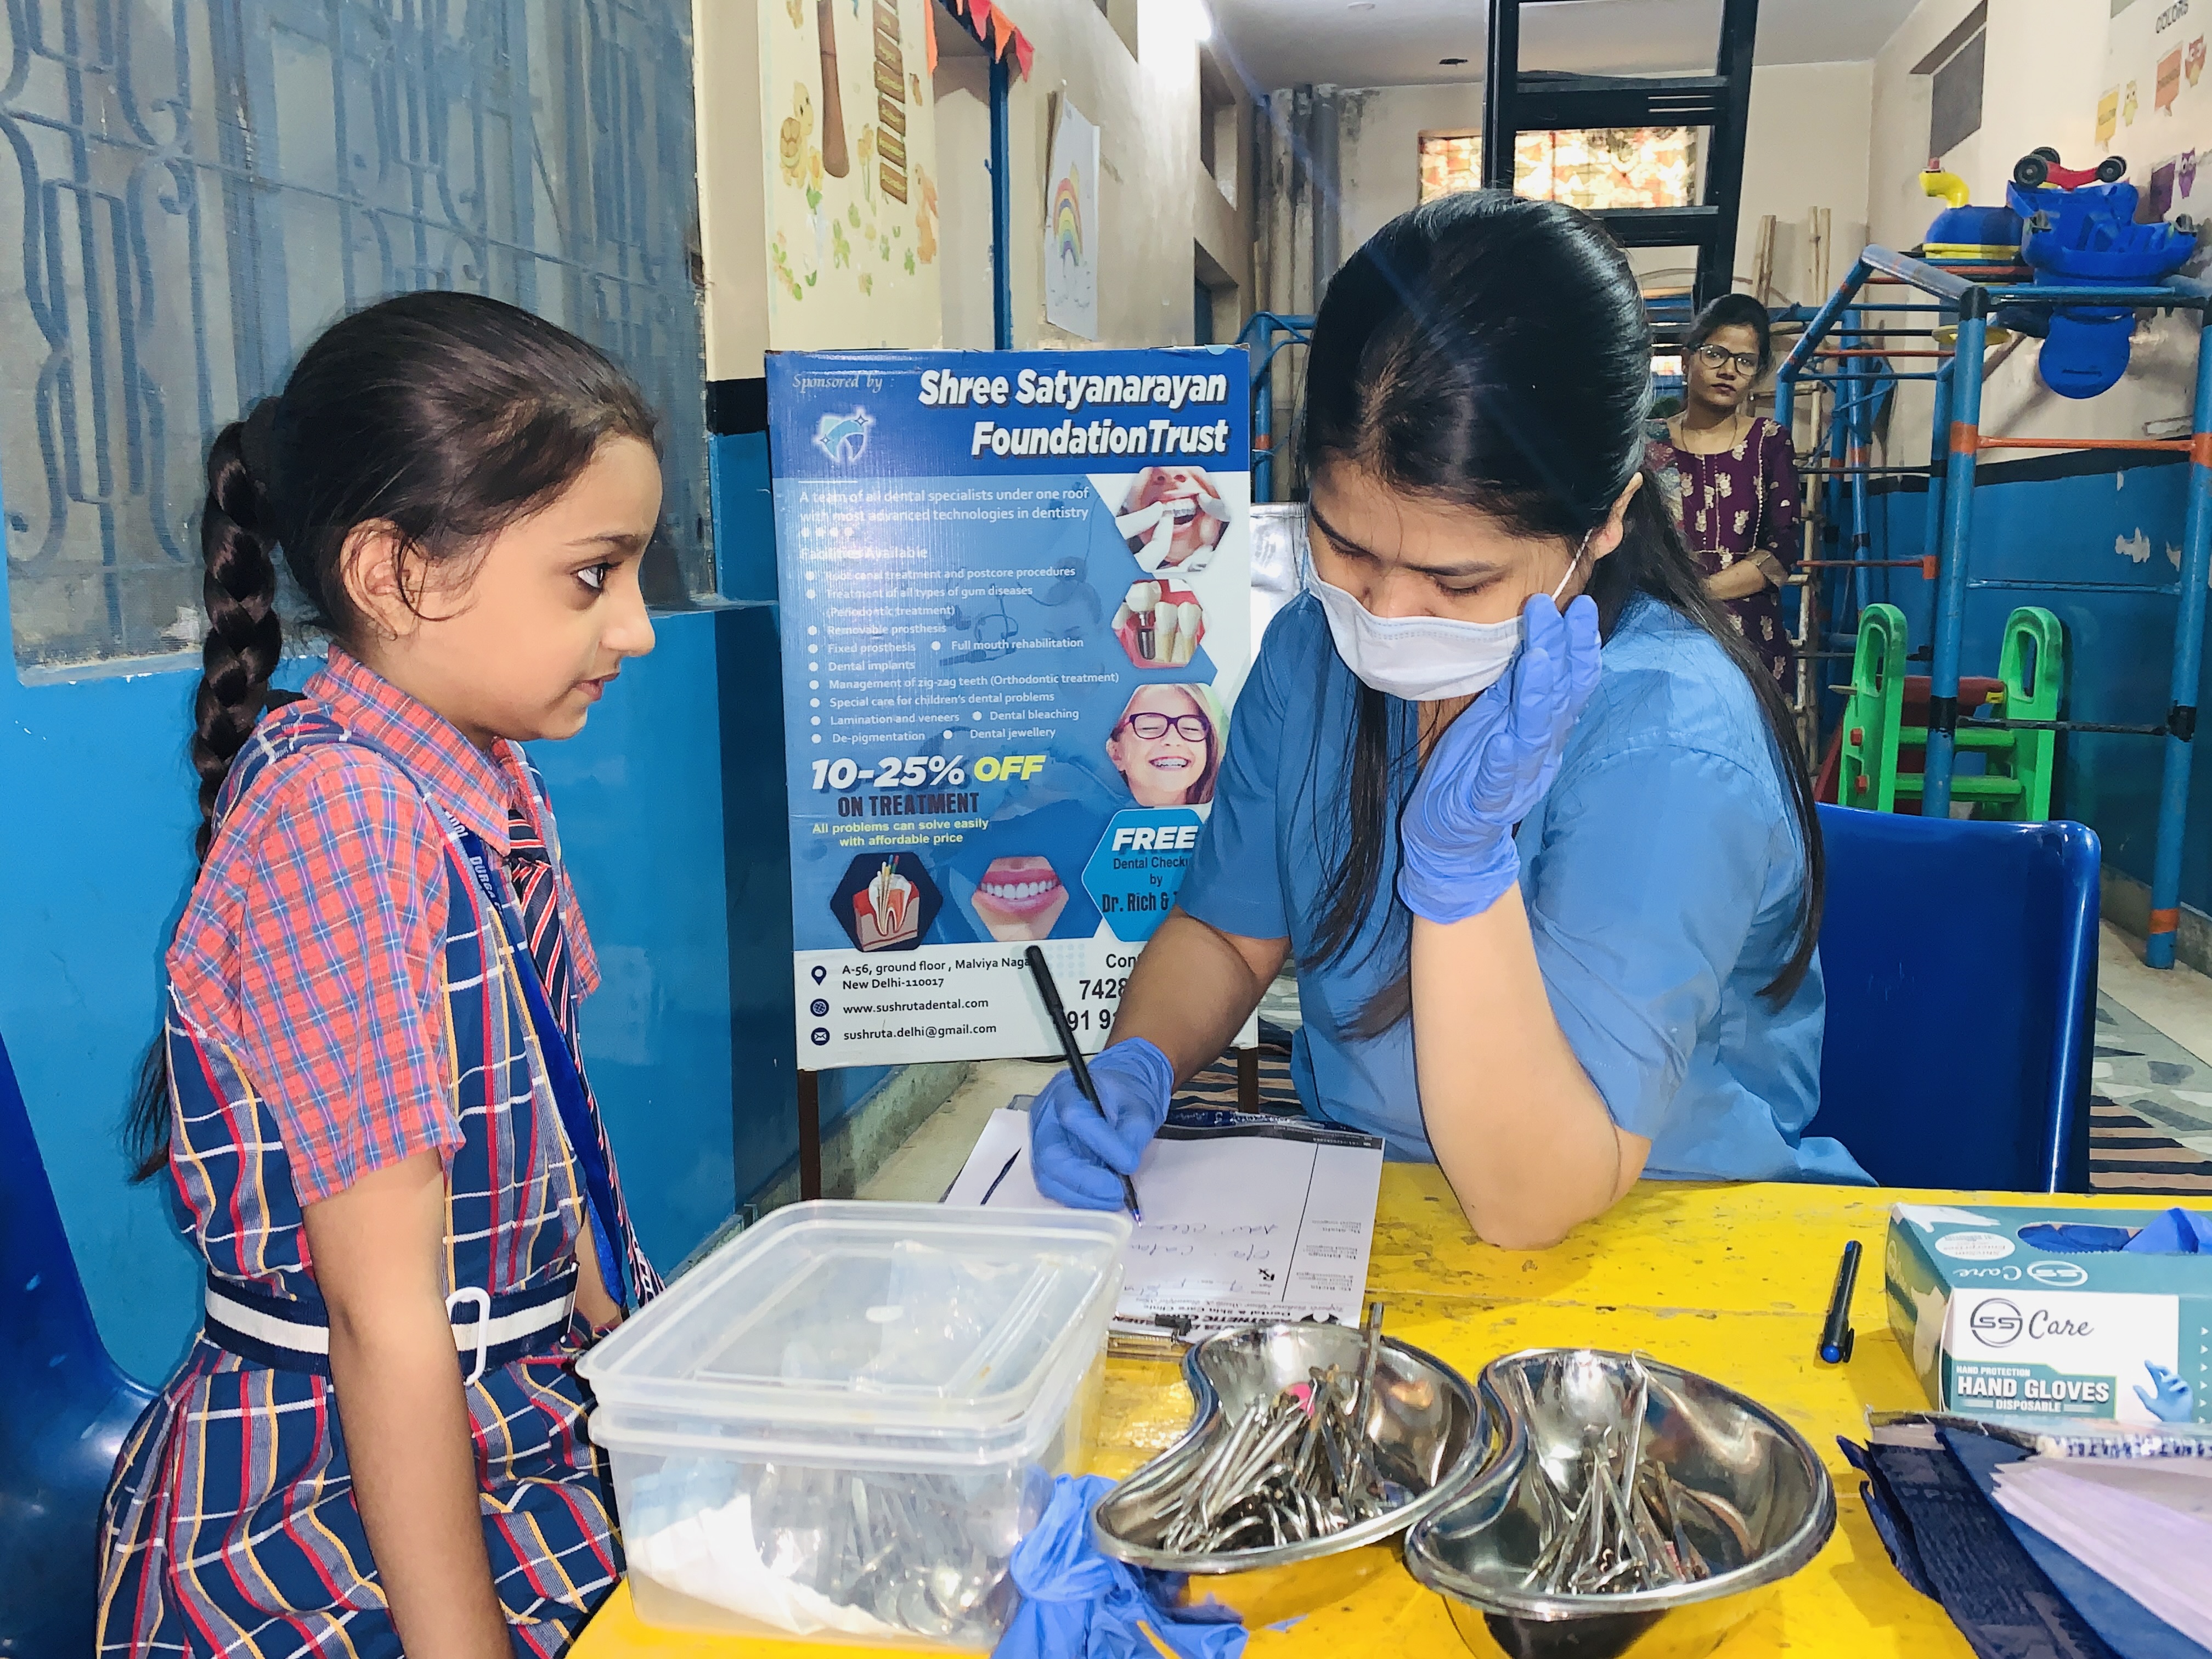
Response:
[[2012, 146, 2128, 188]]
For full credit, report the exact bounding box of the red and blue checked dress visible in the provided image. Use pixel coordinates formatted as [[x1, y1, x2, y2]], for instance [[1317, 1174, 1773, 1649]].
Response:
[[99, 652, 661, 1659]]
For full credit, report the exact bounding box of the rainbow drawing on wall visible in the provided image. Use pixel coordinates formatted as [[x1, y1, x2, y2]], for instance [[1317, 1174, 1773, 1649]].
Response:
[[1051, 168, 1084, 268], [1041, 98, 1098, 338]]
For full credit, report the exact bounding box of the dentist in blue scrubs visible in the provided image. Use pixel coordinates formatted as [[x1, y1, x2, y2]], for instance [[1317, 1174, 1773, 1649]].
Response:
[[1028, 193, 1869, 1248]]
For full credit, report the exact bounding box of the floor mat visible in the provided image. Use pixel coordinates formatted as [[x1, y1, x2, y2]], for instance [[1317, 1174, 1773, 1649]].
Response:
[[2089, 995, 2212, 1194], [1171, 1032, 1300, 1115]]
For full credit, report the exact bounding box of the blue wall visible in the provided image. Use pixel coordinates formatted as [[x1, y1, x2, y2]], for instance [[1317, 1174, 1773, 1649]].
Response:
[[706, 430, 888, 1196], [1844, 454, 2211, 912], [0, 607, 754, 1382]]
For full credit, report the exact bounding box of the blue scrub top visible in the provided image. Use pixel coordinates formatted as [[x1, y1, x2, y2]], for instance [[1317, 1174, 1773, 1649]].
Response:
[[1178, 591, 1869, 1184]]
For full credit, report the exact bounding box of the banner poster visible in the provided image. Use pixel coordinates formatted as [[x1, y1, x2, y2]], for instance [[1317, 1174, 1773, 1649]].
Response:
[[770, 348, 1254, 1069]]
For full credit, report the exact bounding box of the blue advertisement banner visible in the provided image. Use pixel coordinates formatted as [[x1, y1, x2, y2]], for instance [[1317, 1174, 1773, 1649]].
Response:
[[771, 348, 1252, 1066]]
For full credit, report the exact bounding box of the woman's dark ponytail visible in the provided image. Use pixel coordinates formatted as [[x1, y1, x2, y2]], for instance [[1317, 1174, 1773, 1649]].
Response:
[[190, 407, 285, 861]]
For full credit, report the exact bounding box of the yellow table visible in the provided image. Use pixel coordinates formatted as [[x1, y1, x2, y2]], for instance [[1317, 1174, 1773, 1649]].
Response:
[[577, 1172, 2149, 1658]]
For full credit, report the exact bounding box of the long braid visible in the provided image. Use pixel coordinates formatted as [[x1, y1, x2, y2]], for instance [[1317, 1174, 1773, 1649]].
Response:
[[190, 409, 284, 861], [129, 407, 286, 1177]]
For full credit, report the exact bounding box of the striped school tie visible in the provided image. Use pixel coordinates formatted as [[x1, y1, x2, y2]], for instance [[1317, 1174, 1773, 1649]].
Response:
[[505, 804, 574, 1032]]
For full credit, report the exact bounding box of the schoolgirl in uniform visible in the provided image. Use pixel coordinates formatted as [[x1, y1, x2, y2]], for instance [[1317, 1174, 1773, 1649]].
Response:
[[101, 293, 665, 1658]]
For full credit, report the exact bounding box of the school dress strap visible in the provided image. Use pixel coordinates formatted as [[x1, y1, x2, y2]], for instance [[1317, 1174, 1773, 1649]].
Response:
[[444, 813, 630, 1310], [504, 758, 664, 1305]]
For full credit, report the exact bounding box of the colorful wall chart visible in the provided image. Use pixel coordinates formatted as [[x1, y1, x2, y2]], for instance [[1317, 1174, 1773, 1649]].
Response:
[[2100, 0, 2212, 226], [762, 0, 944, 348], [770, 349, 1253, 1068], [1043, 98, 1101, 340]]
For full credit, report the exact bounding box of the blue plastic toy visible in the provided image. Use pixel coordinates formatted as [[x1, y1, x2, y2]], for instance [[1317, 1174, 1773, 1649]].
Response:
[[1919, 169, 2021, 263], [2005, 157, 2198, 399]]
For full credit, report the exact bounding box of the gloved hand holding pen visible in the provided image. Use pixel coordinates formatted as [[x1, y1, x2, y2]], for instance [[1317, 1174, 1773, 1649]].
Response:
[[1396, 592, 1605, 925], [1029, 1038, 1175, 1211]]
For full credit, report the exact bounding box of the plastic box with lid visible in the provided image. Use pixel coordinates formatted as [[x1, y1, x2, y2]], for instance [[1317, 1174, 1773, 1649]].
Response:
[[579, 1200, 1129, 1648]]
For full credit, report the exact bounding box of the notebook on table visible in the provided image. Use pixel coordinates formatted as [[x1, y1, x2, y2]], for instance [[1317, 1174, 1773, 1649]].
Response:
[[943, 1104, 1386, 1350]]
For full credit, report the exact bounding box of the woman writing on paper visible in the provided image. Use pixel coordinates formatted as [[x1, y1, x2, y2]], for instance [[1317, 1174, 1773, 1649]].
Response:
[[1025, 194, 1867, 1249]]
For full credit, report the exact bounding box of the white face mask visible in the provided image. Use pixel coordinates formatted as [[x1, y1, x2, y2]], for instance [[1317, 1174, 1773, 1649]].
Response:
[[1308, 540, 1588, 702]]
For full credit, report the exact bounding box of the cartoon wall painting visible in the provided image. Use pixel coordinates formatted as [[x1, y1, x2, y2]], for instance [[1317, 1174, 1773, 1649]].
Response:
[[760, 0, 941, 347], [876, 0, 910, 204], [1042, 97, 1101, 340], [817, 1, 851, 176], [2100, 4, 2212, 234]]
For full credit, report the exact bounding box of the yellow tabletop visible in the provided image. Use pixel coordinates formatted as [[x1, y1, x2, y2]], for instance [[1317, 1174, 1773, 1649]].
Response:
[[576, 1172, 2150, 1658]]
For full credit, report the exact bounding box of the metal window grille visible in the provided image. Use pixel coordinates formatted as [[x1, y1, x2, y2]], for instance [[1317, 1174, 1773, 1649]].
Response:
[[0, 0, 710, 674]]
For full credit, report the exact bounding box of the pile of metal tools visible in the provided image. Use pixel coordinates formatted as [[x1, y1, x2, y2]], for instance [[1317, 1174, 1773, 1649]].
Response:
[[750, 1463, 1020, 1643], [1150, 1303, 1413, 1555], [1515, 1354, 1717, 1596]]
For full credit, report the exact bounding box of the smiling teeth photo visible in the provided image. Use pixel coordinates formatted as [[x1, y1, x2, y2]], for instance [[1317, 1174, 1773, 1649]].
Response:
[[981, 878, 1058, 899]]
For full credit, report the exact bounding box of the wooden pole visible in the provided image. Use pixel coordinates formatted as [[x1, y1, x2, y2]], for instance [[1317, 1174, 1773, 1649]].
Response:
[[798, 1070, 823, 1200]]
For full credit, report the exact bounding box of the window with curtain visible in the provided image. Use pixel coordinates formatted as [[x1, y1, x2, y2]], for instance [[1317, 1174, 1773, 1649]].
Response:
[[1418, 127, 1700, 212], [0, 0, 709, 675]]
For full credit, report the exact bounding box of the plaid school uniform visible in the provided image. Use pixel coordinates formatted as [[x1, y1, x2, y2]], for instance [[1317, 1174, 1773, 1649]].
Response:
[[99, 651, 660, 1659]]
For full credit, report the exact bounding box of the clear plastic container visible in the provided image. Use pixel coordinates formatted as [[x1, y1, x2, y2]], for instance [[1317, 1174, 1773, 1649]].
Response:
[[580, 1200, 1128, 1649]]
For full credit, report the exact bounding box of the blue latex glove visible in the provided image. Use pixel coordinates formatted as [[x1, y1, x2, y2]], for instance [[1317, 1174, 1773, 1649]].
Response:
[[2136, 1363, 2195, 1424], [2122, 1206, 2212, 1254], [993, 1474, 1245, 1659], [1396, 593, 1605, 924], [1029, 1039, 1175, 1210]]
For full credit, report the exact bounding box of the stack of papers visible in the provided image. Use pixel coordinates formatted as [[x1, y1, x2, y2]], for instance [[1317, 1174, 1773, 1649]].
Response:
[[1989, 1455, 2212, 1649], [943, 1107, 1385, 1341]]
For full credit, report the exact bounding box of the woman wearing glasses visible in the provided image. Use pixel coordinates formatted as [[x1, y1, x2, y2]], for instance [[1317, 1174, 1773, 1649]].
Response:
[[1107, 684, 1222, 807], [1024, 195, 1866, 1245], [1645, 294, 1803, 686]]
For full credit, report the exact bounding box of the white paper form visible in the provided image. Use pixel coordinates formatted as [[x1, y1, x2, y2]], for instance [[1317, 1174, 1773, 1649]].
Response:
[[943, 1107, 1385, 1336]]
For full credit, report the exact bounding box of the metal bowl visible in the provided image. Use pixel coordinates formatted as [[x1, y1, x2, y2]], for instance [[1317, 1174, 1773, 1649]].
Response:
[[1092, 1321, 1509, 1626], [1405, 1350, 1835, 1659]]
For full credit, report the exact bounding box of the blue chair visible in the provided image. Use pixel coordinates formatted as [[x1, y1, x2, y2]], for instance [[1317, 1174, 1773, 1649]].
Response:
[[1, 1029, 154, 1656], [1809, 805, 2100, 1192]]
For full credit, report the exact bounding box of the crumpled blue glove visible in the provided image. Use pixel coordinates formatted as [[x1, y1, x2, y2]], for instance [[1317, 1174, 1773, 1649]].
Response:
[[1396, 592, 1604, 924], [2136, 1362, 2196, 1424], [992, 1474, 1245, 1659], [2123, 1205, 2212, 1254], [1030, 1039, 1175, 1210]]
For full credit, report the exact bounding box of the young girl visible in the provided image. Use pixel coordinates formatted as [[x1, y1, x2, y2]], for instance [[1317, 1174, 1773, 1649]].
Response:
[[101, 293, 666, 1658], [1030, 194, 1867, 1246]]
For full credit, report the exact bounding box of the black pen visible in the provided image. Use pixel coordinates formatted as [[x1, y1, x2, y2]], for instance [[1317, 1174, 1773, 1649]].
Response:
[[1818, 1239, 1861, 1364], [1022, 945, 1143, 1222]]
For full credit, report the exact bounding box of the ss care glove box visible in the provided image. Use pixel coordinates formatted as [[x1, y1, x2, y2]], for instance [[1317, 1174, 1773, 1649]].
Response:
[[1885, 1202, 2212, 1426]]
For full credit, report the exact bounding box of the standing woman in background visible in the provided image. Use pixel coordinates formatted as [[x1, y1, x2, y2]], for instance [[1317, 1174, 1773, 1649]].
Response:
[[1645, 293, 1803, 686]]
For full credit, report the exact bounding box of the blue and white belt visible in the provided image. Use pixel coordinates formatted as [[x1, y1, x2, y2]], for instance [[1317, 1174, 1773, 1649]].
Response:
[[203, 1271, 578, 1383]]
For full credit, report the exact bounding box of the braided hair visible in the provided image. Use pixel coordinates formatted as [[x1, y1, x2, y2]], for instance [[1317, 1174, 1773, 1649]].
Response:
[[190, 403, 291, 860], [128, 291, 660, 1179]]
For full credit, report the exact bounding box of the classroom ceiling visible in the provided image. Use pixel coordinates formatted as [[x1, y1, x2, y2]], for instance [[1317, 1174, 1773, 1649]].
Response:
[[1210, 0, 1921, 91]]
